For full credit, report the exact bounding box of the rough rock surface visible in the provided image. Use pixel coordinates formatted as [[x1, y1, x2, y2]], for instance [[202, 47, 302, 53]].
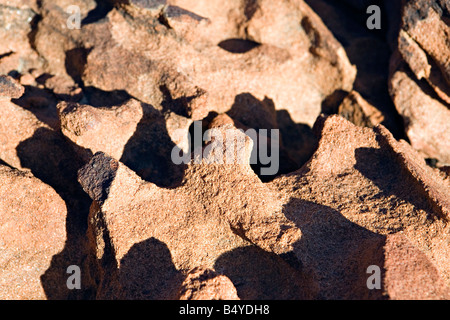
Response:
[[0, 75, 24, 99], [270, 115, 450, 299], [0, 0, 449, 301], [35, 0, 357, 127], [338, 90, 385, 128], [176, 267, 240, 300], [79, 128, 306, 299], [389, 0, 450, 165], [0, 165, 66, 299], [78, 116, 449, 300]]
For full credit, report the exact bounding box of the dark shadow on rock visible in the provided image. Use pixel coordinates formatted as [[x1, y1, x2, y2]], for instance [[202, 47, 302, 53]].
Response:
[[11, 85, 60, 129], [214, 245, 313, 300], [226, 93, 311, 182], [321, 89, 349, 115], [118, 237, 184, 300], [82, 86, 132, 108], [16, 127, 95, 299], [65, 48, 90, 86], [354, 146, 439, 220], [227, 93, 278, 131], [305, 0, 405, 140], [218, 39, 261, 54], [82, 0, 115, 25], [276, 109, 318, 171], [120, 104, 186, 188], [0, 158, 13, 169], [282, 199, 388, 300]]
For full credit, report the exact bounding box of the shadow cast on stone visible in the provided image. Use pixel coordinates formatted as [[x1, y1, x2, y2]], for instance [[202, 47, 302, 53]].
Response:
[[82, 0, 115, 25], [0, 158, 13, 169], [218, 39, 261, 54], [226, 93, 317, 182], [214, 245, 314, 300], [120, 104, 186, 188], [282, 198, 388, 300], [354, 146, 439, 220], [15, 127, 95, 299], [118, 237, 184, 300], [11, 84, 60, 129], [276, 109, 318, 171], [82, 86, 132, 108]]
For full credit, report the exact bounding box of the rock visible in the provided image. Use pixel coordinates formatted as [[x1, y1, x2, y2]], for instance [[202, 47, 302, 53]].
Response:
[[1, 0, 449, 301], [0, 4, 35, 57], [269, 115, 450, 299], [0, 165, 66, 299], [0, 99, 96, 299], [382, 233, 450, 299], [388, 0, 450, 165], [338, 90, 384, 128], [389, 60, 450, 165], [58, 99, 192, 186], [397, 0, 450, 104], [58, 99, 145, 161], [78, 115, 450, 299], [0, 99, 48, 170], [176, 267, 240, 300], [0, 75, 24, 99], [401, 0, 450, 89], [304, 0, 401, 136], [81, 0, 356, 127], [78, 128, 306, 299], [0, 2, 42, 75]]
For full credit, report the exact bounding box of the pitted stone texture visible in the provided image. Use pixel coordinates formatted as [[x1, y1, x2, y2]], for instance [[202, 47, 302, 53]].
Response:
[[177, 267, 240, 300], [0, 165, 66, 299]]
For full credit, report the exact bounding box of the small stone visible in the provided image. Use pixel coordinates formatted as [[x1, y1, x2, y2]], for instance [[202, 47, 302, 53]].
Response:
[[0, 75, 24, 99]]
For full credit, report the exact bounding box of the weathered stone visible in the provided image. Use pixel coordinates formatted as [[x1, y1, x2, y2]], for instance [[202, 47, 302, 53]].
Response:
[[78, 127, 306, 299], [177, 267, 240, 300], [0, 165, 66, 299], [82, 0, 356, 127], [78, 115, 450, 299], [0, 75, 24, 99], [270, 115, 450, 299], [338, 90, 384, 128], [389, 60, 450, 165], [58, 99, 191, 186]]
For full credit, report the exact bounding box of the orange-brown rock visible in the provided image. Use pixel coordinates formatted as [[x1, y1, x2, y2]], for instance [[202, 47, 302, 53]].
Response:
[[177, 267, 240, 300], [80, 0, 356, 126], [338, 90, 385, 128], [389, 59, 450, 165], [389, 0, 450, 165], [0, 165, 66, 299], [270, 115, 450, 299], [79, 115, 449, 300]]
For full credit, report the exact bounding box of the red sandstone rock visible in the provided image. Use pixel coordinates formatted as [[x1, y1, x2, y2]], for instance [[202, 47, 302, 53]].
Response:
[[338, 90, 385, 128], [78, 116, 449, 299], [0, 0, 449, 301], [0, 75, 24, 99], [0, 165, 67, 299], [389, 0, 450, 165], [270, 115, 450, 299], [177, 267, 240, 300], [389, 60, 450, 165]]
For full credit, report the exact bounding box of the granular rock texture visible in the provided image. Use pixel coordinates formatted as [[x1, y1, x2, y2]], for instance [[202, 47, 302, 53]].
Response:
[[0, 0, 449, 300], [176, 267, 240, 300], [389, 0, 450, 166], [0, 165, 66, 299]]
